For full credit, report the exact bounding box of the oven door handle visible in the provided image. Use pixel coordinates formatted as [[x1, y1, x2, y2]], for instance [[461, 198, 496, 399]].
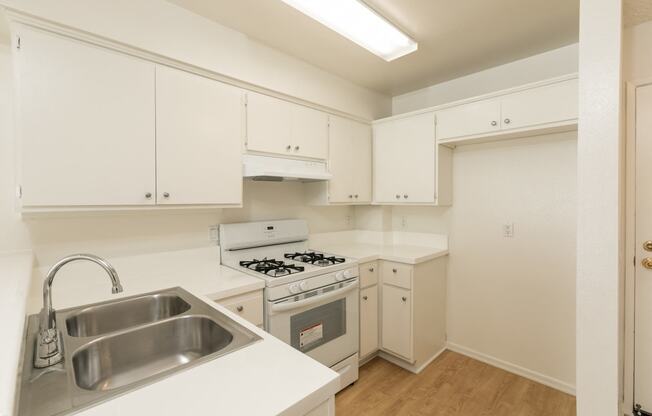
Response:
[[271, 280, 358, 313]]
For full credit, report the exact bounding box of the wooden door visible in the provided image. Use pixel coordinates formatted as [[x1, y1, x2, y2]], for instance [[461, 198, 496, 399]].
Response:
[[292, 105, 328, 160], [635, 83, 652, 413], [360, 285, 379, 358], [381, 284, 412, 361], [436, 99, 501, 141], [246, 92, 293, 156]]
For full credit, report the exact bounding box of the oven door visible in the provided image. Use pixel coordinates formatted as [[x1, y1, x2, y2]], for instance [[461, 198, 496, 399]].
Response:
[[266, 278, 359, 368]]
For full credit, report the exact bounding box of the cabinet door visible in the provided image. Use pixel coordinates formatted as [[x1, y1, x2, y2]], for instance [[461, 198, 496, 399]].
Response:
[[17, 27, 156, 207], [246, 92, 293, 156], [328, 116, 371, 203], [436, 99, 501, 141], [352, 121, 373, 203], [360, 285, 379, 358], [381, 285, 412, 361], [500, 78, 578, 130], [292, 105, 328, 160], [373, 120, 403, 203], [374, 112, 435, 204], [156, 66, 243, 205]]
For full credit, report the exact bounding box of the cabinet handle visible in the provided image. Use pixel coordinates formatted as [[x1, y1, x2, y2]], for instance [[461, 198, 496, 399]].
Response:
[[294, 145, 300, 151], [395, 194, 400, 199], [369, 267, 374, 272], [504, 118, 511, 124], [392, 268, 397, 273], [362, 296, 368, 301], [403, 194, 408, 199], [236, 305, 244, 312], [286, 145, 292, 151], [145, 192, 152, 199], [163, 192, 170, 198], [491, 120, 497, 126], [401, 296, 407, 302], [354, 194, 359, 198], [349, 194, 353, 198]]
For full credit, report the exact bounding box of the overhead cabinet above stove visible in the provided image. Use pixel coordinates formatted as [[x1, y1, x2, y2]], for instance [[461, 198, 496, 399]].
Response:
[[245, 91, 329, 160]]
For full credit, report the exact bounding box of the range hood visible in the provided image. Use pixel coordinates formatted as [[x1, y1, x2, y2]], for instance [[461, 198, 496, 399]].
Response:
[[243, 154, 332, 181]]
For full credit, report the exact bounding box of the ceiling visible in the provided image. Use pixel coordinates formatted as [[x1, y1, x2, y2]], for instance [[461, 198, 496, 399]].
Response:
[[167, 0, 579, 96]]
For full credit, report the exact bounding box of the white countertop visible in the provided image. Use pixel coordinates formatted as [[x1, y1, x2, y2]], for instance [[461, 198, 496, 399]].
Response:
[[17, 247, 339, 416]]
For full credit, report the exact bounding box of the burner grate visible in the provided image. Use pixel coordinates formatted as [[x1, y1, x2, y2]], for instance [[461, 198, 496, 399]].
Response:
[[239, 258, 305, 277], [284, 252, 345, 267]]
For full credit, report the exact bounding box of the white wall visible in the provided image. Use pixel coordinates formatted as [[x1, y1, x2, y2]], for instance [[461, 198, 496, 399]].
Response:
[[392, 43, 579, 114], [576, 0, 624, 414]]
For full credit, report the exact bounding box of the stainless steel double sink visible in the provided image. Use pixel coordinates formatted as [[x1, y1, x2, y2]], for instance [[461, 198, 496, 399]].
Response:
[[17, 287, 261, 416]]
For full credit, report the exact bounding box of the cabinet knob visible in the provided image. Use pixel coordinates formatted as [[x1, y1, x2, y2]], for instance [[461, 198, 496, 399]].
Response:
[[392, 268, 397, 273], [294, 145, 300, 151], [403, 194, 408, 199], [402, 296, 407, 302], [286, 145, 292, 151], [369, 267, 374, 272], [145, 192, 152, 199], [354, 194, 359, 198], [395, 194, 400, 199], [349, 195, 353, 198], [643, 240, 652, 251], [491, 120, 497, 126], [362, 296, 368, 301], [504, 118, 511, 124], [163, 192, 170, 198], [236, 305, 244, 312]]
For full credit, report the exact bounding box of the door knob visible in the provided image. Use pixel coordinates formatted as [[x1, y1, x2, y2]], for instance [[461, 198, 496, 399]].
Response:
[[236, 305, 244, 312], [362, 296, 368, 301], [401, 296, 407, 302], [491, 121, 497, 126], [643, 258, 652, 269], [145, 192, 152, 199], [286, 145, 292, 151], [504, 118, 511, 124], [294, 145, 300, 151], [163, 192, 170, 198], [644, 241, 652, 251]]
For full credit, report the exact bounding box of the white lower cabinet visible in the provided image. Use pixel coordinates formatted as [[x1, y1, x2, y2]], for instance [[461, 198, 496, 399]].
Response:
[[358, 257, 447, 371], [381, 284, 412, 360], [215, 290, 264, 327], [359, 285, 379, 359]]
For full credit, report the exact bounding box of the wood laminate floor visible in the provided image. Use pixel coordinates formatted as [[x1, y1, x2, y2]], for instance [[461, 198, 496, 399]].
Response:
[[335, 351, 576, 416]]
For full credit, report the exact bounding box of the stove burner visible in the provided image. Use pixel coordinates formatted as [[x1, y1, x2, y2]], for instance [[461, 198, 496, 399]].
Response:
[[239, 258, 304, 277], [284, 252, 346, 267]]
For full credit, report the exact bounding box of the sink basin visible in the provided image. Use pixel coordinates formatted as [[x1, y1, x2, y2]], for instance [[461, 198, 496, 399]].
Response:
[[73, 316, 233, 391], [17, 287, 261, 416], [66, 293, 191, 337]]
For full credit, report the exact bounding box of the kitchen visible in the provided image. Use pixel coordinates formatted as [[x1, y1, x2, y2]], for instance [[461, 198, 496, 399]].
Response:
[[0, 0, 647, 415]]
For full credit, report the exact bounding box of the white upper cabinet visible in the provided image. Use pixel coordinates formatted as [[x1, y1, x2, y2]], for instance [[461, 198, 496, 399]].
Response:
[[327, 116, 372, 203], [373, 112, 437, 204], [436, 99, 501, 141], [246, 92, 328, 160], [155, 65, 243, 206], [436, 76, 578, 144], [17, 27, 156, 207], [500, 78, 578, 130]]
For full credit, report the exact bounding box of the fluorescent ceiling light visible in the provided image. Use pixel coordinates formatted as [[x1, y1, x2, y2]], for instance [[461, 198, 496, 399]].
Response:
[[280, 0, 418, 62]]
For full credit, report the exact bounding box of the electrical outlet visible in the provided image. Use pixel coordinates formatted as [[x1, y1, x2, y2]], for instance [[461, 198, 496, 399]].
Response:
[[502, 223, 515, 238], [345, 215, 352, 227], [208, 225, 219, 244]]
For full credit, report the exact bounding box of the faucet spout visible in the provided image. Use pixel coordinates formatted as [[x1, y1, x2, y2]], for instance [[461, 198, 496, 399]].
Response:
[[35, 254, 123, 368]]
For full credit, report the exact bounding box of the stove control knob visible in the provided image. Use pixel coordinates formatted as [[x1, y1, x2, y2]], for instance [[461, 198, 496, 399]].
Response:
[[289, 283, 302, 294], [335, 271, 345, 281], [343, 269, 353, 279], [299, 281, 308, 291]]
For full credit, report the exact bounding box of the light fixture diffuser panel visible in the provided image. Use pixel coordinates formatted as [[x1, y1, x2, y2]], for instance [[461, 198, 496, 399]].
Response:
[[281, 0, 418, 61]]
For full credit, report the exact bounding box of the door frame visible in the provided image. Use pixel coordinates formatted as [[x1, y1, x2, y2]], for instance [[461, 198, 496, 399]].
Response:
[[624, 77, 652, 415]]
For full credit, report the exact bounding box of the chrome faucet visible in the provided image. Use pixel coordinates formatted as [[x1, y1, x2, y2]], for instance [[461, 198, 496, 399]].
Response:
[[34, 254, 124, 368]]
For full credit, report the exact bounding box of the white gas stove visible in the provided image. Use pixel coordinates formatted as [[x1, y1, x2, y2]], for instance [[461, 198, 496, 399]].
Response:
[[219, 219, 359, 391]]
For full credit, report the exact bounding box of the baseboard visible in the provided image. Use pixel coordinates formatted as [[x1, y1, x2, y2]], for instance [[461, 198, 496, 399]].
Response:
[[378, 346, 447, 374], [446, 342, 576, 396]]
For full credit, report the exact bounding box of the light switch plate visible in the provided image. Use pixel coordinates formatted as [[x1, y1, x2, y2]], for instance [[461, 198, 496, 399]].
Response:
[[502, 223, 515, 238], [208, 225, 219, 244]]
